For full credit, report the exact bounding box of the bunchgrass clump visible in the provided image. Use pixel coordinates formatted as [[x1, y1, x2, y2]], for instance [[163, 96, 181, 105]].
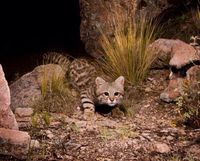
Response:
[[33, 53, 78, 116], [98, 13, 158, 85]]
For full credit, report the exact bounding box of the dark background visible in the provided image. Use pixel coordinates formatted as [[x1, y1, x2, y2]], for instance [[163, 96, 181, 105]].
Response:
[[0, 1, 84, 81]]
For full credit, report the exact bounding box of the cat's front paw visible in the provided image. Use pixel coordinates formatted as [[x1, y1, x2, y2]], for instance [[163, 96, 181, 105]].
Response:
[[83, 109, 95, 121]]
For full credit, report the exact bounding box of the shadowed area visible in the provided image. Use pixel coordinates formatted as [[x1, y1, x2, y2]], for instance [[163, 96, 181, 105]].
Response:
[[0, 1, 85, 82]]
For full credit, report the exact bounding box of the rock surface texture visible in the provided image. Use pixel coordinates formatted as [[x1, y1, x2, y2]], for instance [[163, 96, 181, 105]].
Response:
[[150, 38, 200, 102], [10, 64, 65, 111], [79, 0, 193, 57], [0, 64, 18, 130], [0, 64, 31, 159], [0, 128, 31, 159]]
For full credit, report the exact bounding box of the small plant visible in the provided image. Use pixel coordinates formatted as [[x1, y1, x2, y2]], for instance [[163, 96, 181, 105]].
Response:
[[31, 113, 40, 128], [33, 53, 77, 116], [118, 125, 138, 139], [98, 13, 158, 85], [31, 112, 51, 128], [99, 127, 116, 141], [42, 111, 51, 126], [175, 78, 200, 128], [192, 6, 200, 31]]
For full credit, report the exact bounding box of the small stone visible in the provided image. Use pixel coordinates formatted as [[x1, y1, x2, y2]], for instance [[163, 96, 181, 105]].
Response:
[[145, 87, 152, 92], [45, 130, 54, 139], [144, 104, 150, 108], [50, 121, 61, 127], [15, 108, 33, 117], [30, 140, 40, 149], [153, 142, 171, 153], [15, 116, 32, 122], [166, 136, 174, 141]]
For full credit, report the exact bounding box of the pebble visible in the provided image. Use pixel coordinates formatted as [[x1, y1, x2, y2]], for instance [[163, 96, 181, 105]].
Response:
[[153, 142, 170, 153], [45, 130, 54, 139], [30, 140, 40, 149]]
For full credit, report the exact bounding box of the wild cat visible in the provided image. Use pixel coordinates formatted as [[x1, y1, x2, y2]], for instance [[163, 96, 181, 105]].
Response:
[[43, 52, 125, 118]]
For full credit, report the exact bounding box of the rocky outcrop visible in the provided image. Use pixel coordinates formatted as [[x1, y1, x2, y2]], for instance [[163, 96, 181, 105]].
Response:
[[79, 0, 195, 57], [150, 38, 200, 102], [150, 39, 200, 69], [10, 64, 65, 111], [0, 65, 18, 130], [160, 65, 200, 102], [0, 64, 31, 159]]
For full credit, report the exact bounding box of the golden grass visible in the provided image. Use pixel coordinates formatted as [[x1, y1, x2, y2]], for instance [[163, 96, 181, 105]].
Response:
[[197, 6, 200, 22], [98, 14, 158, 85], [34, 53, 78, 115]]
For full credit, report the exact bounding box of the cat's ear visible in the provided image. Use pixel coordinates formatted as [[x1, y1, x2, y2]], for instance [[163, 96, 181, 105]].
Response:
[[115, 76, 124, 86], [95, 77, 106, 87]]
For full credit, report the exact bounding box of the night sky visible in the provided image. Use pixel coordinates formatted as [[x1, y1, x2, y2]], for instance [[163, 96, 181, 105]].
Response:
[[0, 1, 84, 81]]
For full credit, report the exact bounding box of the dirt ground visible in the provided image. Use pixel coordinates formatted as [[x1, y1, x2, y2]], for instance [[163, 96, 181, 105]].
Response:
[[1, 69, 200, 161]]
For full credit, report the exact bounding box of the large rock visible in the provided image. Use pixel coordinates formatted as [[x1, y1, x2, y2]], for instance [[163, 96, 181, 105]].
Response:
[[0, 128, 30, 159], [0, 65, 18, 130], [150, 38, 200, 102], [150, 38, 200, 69], [10, 64, 65, 111], [79, 0, 194, 57], [160, 65, 200, 102]]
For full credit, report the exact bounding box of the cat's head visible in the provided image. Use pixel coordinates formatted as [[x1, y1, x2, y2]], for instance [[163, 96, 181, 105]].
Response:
[[95, 76, 124, 106]]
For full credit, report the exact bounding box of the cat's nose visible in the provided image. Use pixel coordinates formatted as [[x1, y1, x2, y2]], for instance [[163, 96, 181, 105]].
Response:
[[110, 97, 114, 102]]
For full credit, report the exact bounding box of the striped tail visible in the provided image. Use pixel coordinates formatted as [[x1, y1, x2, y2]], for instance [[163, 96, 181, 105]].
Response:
[[42, 52, 71, 73]]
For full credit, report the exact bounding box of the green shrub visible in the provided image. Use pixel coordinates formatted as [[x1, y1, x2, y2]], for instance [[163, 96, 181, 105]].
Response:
[[176, 79, 200, 128], [98, 13, 158, 85]]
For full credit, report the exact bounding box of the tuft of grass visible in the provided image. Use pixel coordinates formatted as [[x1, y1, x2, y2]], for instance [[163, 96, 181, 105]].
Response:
[[33, 53, 78, 116], [117, 125, 138, 139], [99, 127, 116, 141], [98, 13, 158, 85], [31, 112, 51, 128]]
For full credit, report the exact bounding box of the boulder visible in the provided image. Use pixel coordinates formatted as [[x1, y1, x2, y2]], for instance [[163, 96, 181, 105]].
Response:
[[150, 38, 200, 102], [150, 38, 199, 69], [79, 0, 195, 57], [160, 65, 200, 102], [0, 64, 18, 130], [10, 64, 65, 111]]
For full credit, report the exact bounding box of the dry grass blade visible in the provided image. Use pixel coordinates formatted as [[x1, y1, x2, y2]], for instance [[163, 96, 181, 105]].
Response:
[[98, 13, 158, 85], [197, 5, 200, 21]]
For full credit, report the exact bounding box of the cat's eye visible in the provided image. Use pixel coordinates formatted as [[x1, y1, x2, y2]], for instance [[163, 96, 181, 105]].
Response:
[[104, 92, 109, 96], [114, 92, 119, 96]]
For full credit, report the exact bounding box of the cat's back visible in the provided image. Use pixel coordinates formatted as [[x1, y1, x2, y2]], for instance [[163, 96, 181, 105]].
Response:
[[69, 58, 97, 89]]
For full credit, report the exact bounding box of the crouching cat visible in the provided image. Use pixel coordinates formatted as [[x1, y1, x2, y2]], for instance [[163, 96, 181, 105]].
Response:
[[44, 53, 125, 118]]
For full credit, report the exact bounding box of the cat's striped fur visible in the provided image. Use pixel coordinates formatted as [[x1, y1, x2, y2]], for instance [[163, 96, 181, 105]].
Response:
[[43, 52, 125, 114]]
